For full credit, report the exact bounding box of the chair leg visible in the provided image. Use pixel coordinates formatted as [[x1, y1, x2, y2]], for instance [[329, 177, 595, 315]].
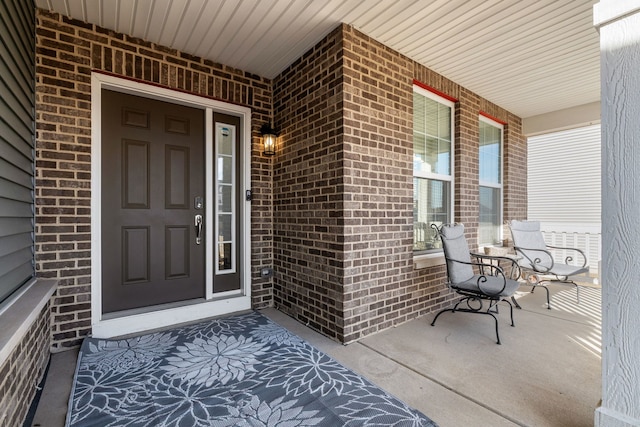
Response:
[[488, 311, 501, 345], [431, 299, 505, 345], [543, 285, 551, 309], [529, 283, 552, 309], [502, 298, 515, 327], [430, 308, 450, 326], [550, 277, 582, 305], [511, 295, 522, 309]]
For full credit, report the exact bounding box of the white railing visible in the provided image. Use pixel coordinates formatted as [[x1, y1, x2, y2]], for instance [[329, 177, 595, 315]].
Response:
[[540, 229, 601, 275]]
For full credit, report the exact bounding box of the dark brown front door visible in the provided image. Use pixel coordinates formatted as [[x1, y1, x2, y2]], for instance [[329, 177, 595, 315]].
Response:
[[101, 89, 205, 313]]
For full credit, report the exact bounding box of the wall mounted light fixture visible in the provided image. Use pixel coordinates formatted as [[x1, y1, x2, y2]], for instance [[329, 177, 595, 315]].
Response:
[[260, 122, 278, 156]]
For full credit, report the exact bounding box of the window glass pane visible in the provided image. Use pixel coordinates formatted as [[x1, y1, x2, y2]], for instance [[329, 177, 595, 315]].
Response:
[[413, 92, 425, 131], [414, 93, 451, 177], [413, 177, 451, 251], [425, 103, 438, 136], [435, 139, 450, 175], [413, 133, 427, 172], [479, 120, 502, 184], [479, 186, 501, 245], [425, 136, 438, 173], [438, 103, 451, 140]]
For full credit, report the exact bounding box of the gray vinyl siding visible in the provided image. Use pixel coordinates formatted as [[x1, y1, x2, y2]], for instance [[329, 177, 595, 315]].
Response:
[[0, 0, 36, 304]]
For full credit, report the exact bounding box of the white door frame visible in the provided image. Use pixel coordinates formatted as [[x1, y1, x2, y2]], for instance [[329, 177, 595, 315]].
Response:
[[90, 72, 252, 338]]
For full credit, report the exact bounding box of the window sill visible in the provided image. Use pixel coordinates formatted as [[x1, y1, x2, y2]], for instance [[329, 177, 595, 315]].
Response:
[[414, 252, 446, 269], [0, 279, 58, 364]]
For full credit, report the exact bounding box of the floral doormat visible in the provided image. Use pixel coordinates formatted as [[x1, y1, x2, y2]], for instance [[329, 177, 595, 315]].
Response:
[[66, 311, 437, 426]]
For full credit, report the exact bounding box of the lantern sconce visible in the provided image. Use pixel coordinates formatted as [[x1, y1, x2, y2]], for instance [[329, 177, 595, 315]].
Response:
[[260, 122, 278, 156]]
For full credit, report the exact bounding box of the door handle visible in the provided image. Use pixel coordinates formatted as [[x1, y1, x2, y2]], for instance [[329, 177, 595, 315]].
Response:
[[194, 214, 203, 245]]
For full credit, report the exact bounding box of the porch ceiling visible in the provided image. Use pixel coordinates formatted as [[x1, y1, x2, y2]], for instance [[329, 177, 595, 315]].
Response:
[[36, 0, 600, 120]]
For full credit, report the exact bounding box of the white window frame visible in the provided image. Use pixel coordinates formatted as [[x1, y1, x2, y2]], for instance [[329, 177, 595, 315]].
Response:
[[413, 85, 455, 262], [478, 115, 504, 247]]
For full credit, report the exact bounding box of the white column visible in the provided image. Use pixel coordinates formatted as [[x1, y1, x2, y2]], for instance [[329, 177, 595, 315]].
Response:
[[594, 2, 640, 426]]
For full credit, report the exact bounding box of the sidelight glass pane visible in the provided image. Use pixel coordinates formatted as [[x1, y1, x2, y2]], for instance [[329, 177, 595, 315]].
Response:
[[219, 127, 233, 155], [218, 156, 233, 183], [219, 185, 232, 212], [219, 214, 232, 242], [218, 243, 232, 270], [215, 123, 236, 274]]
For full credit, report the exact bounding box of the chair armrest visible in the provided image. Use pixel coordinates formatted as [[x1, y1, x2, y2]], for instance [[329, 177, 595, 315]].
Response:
[[471, 252, 522, 280], [513, 246, 555, 273], [546, 245, 588, 268], [447, 257, 509, 297]]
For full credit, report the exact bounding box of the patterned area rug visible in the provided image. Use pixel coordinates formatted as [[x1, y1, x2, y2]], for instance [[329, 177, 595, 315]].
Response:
[[66, 311, 437, 426]]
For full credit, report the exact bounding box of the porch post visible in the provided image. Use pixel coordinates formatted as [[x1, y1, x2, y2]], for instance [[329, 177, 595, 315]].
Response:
[[594, 2, 640, 426]]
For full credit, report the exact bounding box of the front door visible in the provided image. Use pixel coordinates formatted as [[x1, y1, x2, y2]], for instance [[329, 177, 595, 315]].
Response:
[[101, 90, 205, 313]]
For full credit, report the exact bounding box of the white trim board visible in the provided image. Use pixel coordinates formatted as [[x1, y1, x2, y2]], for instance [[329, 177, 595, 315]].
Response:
[[90, 72, 252, 338]]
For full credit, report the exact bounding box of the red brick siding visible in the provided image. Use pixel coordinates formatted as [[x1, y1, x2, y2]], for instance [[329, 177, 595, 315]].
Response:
[[35, 9, 274, 350], [0, 302, 50, 426]]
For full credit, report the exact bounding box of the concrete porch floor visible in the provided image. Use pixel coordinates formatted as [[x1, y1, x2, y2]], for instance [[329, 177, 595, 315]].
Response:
[[31, 282, 601, 427]]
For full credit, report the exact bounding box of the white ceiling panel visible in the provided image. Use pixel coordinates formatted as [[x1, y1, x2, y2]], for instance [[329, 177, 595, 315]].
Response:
[[34, 0, 600, 119]]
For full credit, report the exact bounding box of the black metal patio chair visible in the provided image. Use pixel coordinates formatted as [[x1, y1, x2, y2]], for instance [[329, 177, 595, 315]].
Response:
[[509, 220, 589, 309], [431, 223, 521, 344]]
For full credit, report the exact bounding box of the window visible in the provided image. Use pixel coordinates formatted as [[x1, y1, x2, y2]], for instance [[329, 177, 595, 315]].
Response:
[[479, 116, 503, 246], [413, 87, 454, 252]]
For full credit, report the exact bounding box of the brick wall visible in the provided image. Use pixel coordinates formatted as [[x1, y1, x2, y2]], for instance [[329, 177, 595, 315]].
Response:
[[271, 26, 346, 340], [0, 302, 50, 426], [35, 9, 274, 350], [271, 25, 526, 343], [502, 114, 527, 235], [340, 27, 416, 342], [34, 9, 526, 348]]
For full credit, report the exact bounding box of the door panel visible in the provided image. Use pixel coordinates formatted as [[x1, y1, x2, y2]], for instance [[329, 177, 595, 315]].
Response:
[[165, 145, 190, 208], [122, 140, 150, 208], [122, 226, 149, 284], [165, 225, 190, 279], [101, 89, 205, 313]]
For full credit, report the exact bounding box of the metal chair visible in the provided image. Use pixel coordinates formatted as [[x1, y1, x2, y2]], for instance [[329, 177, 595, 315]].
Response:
[[431, 223, 521, 344], [509, 220, 589, 309]]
